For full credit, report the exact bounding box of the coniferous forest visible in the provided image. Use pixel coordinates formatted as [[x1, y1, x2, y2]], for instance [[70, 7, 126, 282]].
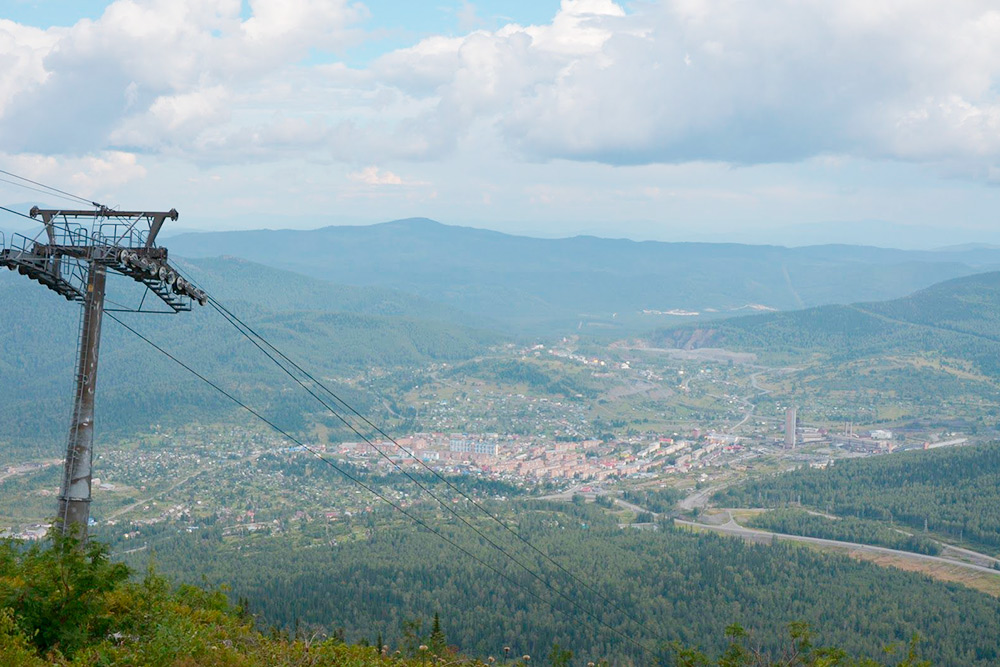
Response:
[[716, 443, 1000, 552], [122, 500, 1000, 665]]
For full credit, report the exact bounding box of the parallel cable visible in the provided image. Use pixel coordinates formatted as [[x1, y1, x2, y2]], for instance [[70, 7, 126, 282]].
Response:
[[0, 204, 40, 223], [0, 168, 99, 207], [0, 176, 92, 207], [105, 311, 654, 660], [204, 294, 662, 643], [203, 300, 654, 655]]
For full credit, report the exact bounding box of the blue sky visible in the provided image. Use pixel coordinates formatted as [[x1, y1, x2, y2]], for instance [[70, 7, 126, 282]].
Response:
[[2, 0, 560, 64], [2, 0, 109, 26], [2, 0, 1000, 248], [2, 0, 557, 27]]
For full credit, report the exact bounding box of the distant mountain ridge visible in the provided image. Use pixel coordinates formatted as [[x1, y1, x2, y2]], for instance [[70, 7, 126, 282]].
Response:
[[168, 218, 1000, 335], [178, 255, 492, 329], [651, 271, 1000, 378]]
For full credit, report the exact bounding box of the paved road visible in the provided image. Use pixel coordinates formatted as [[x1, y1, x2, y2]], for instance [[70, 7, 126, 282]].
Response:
[[722, 366, 788, 435], [677, 519, 1000, 576], [538, 482, 1000, 578], [541, 484, 1000, 577], [106, 468, 206, 520], [941, 543, 1000, 569], [725, 370, 768, 433], [538, 484, 588, 502]]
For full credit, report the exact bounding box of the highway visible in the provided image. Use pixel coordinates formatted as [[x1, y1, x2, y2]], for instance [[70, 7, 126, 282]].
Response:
[[940, 542, 1000, 569], [544, 485, 1000, 577], [676, 518, 1000, 576], [614, 497, 652, 514]]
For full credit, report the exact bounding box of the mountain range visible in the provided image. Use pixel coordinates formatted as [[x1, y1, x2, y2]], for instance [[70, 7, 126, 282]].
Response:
[[168, 218, 1000, 335], [652, 270, 1000, 372], [9, 219, 1000, 455]]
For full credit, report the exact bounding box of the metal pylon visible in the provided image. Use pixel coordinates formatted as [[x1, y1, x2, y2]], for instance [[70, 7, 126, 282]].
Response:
[[0, 206, 208, 537], [57, 262, 107, 532]]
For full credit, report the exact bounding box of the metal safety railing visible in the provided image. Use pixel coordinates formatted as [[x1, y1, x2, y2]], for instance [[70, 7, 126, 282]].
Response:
[[98, 218, 149, 250], [1, 212, 204, 310], [0, 232, 88, 301]]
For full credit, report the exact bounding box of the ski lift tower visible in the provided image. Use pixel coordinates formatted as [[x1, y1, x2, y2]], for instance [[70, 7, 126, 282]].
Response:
[[0, 206, 207, 536]]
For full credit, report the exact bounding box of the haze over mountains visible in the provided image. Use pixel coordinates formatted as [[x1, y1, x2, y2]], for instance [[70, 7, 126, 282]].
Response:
[[170, 218, 1000, 335], [654, 270, 1000, 374], [0, 256, 499, 454], [10, 219, 1000, 455]]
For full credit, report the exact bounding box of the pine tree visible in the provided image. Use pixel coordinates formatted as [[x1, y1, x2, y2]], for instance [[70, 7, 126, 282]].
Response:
[[430, 612, 447, 655]]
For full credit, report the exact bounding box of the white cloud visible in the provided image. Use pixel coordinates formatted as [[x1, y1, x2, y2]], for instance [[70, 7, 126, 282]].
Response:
[[0, 0, 363, 156], [347, 165, 430, 186], [0, 20, 61, 117], [68, 151, 148, 193], [366, 0, 1000, 168], [348, 165, 403, 185], [4, 0, 1000, 183], [0, 150, 147, 201]]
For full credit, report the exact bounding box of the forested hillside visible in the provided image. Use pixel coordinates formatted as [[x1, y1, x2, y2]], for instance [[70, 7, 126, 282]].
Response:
[[716, 443, 1000, 552], [0, 258, 501, 458], [179, 257, 491, 328], [0, 531, 952, 666], [652, 271, 1000, 374], [120, 500, 1000, 665], [647, 271, 1000, 425]]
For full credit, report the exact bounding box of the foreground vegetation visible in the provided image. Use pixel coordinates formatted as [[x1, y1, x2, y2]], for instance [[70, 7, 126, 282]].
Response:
[[0, 531, 490, 666], [716, 443, 1000, 553]]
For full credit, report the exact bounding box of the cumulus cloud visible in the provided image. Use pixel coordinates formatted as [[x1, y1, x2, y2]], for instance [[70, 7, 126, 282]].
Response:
[[0, 0, 364, 156], [3, 0, 1000, 176], [365, 0, 1000, 167], [348, 165, 430, 186], [0, 150, 147, 200], [349, 165, 403, 185]]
